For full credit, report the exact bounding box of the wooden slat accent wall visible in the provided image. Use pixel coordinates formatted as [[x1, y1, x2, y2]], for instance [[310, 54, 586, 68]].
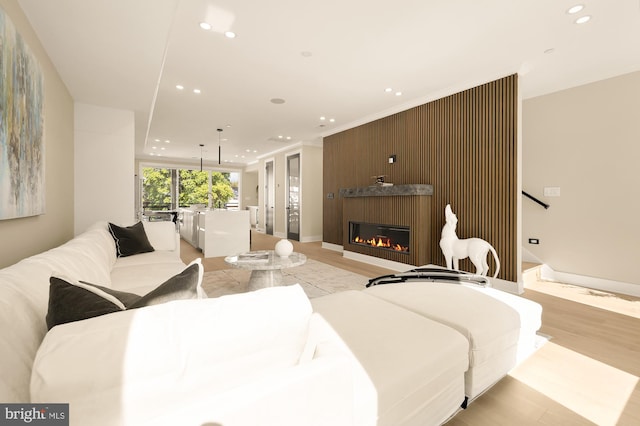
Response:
[[323, 75, 518, 281]]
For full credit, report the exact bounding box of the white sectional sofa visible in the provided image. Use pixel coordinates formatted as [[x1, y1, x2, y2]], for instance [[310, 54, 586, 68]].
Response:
[[0, 221, 376, 425], [0, 221, 186, 403], [0, 221, 542, 426]]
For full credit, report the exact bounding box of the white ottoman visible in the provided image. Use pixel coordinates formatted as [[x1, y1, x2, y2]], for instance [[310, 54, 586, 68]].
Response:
[[312, 290, 469, 426], [364, 282, 542, 400]]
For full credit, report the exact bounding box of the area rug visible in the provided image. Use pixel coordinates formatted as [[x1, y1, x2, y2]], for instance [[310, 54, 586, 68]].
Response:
[[202, 258, 371, 299]]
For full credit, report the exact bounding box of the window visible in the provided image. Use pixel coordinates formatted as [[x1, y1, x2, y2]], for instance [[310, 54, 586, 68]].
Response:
[[141, 167, 238, 211], [142, 168, 172, 210]]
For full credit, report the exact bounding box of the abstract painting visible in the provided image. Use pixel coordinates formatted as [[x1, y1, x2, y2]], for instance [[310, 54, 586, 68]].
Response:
[[0, 6, 45, 220]]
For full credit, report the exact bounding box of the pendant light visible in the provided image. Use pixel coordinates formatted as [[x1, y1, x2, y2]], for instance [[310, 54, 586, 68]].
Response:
[[217, 128, 223, 164], [199, 144, 204, 171]]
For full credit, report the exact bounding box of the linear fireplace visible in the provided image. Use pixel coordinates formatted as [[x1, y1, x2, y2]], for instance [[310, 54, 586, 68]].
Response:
[[341, 184, 432, 266], [349, 222, 410, 254]]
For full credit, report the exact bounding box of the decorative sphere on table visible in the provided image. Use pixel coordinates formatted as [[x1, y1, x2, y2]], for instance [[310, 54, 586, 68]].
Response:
[[274, 239, 294, 258]]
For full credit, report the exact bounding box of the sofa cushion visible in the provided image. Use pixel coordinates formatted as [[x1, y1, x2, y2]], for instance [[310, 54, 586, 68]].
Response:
[[109, 261, 188, 295], [108, 222, 155, 257], [46, 260, 204, 329], [40, 227, 116, 287], [31, 285, 313, 424]]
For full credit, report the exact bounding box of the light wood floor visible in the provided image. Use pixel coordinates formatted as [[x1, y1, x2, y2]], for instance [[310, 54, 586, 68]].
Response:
[[181, 231, 640, 426]]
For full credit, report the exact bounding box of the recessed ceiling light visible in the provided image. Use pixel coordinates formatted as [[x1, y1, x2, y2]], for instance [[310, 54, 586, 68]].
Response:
[[199, 22, 212, 30], [575, 15, 591, 24], [395, 91, 402, 96], [226, 124, 232, 128], [320, 116, 326, 121], [152, 146, 157, 150], [253, 150, 257, 153], [270, 98, 286, 104], [176, 85, 184, 90], [286, 136, 291, 140], [329, 118, 335, 123], [160, 147, 166, 150], [278, 135, 283, 139], [385, 88, 393, 93], [567, 5, 584, 14], [154, 138, 160, 142], [193, 89, 201, 94], [224, 31, 236, 39], [164, 140, 170, 143]]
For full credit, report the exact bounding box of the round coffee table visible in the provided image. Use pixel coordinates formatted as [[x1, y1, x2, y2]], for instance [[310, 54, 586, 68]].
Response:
[[225, 250, 307, 291]]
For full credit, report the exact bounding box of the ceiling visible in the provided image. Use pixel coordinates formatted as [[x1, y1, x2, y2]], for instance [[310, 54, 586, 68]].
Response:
[[17, 0, 640, 168]]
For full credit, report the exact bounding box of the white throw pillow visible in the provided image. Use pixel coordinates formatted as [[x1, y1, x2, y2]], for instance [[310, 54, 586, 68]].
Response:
[[142, 221, 176, 251], [31, 284, 312, 425]]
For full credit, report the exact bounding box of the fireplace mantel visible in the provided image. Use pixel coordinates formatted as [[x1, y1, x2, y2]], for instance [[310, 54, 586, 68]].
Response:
[[339, 184, 433, 198]]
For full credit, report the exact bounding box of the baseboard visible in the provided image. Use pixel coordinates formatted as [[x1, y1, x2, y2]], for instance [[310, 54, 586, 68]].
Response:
[[342, 251, 411, 272], [274, 231, 286, 239], [540, 265, 640, 298], [322, 242, 343, 253], [300, 235, 322, 243]]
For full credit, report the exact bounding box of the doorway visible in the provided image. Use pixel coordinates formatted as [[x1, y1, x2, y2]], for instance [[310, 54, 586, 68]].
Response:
[[265, 160, 275, 235], [286, 154, 300, 241]]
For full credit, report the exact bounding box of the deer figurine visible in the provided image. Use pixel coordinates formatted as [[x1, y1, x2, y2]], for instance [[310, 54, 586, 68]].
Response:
[[439, 204, 500, 278]]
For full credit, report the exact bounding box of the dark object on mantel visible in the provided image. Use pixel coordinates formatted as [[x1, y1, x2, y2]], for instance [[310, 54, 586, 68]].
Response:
[[339, 184, 433, 198]]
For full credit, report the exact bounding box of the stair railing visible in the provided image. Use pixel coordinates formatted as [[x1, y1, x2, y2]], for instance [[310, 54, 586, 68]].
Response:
[[522, 191, 550, 209]]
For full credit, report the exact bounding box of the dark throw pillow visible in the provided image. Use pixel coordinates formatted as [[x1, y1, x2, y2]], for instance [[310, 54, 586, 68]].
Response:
[[108, 221, 155, 257], [46, 277, 130, 330], [78, 281, 143, 307], [128, 262, 201, 309], [46, 260, 204, 330]]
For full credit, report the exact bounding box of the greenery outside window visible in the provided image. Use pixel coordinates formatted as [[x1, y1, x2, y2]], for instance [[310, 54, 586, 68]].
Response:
[[142, 168, 172, 210], [142, 167, 237, 211]]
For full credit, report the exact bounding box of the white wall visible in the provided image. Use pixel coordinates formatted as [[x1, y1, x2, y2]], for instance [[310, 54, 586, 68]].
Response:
[[74, 103, 135, 234], [523, 71, 640, 288], [299, 145, 323, 242], [0, 0, 75, 269], [241, 169, 259, 209], [256, 143, 323, 241]]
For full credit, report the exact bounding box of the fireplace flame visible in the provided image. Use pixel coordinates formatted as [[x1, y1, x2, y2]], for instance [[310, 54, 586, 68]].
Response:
[[353, 235, 408, 252]]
